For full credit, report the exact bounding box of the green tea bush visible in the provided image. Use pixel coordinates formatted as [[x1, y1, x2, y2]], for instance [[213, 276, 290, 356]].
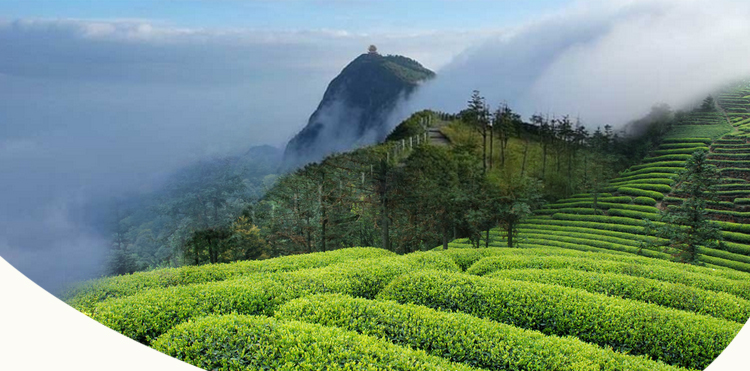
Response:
[[153, 314, 478, 371], [378, 270, 740, 369], [610, 178, 675, 186], [642, 154, 693, 163], [630, 161, 686, 171], [713, 220, 750, 234], [617, 187, 665, 200], [91, 252, 458, 344], [709, 153, 750, 160], [536, 207, 599, 215], [724, 241, 750, 255], [487, 268, 750, 323], [652, 147, 709, 155], [465, 255, 750, 299], [716, 183, 750, 190], [633, 196, 658, 205], [65, 247, 394, 312], [527, 217, 646, 235], [277, 294, 684, 371], [660, 143, 712, 149], [735, 198, 750, 205], [662, 137, 712, 145], [552, 213, 656, 227], [607, 208, 660, 221], [520, 224, 661, 244], [623, 166, 683, 176], [515, 237, 669, 259], [610, 173, 677, 183], [618, 183, 672, 193], [519, 228, 647, 247]]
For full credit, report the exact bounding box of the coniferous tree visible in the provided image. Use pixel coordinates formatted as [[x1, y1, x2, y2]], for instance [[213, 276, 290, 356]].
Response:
[[648, 150, 723, 263]]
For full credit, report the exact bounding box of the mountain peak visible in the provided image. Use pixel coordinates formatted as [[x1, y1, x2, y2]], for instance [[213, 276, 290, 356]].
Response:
[[282, 51, 434, 170]]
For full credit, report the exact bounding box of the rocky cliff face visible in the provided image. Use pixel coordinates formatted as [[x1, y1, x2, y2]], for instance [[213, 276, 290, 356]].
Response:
[[282, 52, 434, 169]]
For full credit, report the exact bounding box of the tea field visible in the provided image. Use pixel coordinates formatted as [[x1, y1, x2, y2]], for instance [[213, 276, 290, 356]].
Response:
[[64, 95, 750, 371]]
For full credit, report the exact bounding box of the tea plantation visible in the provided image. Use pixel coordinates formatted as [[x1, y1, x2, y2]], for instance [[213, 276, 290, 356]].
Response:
[[64, 93, 750, 370]]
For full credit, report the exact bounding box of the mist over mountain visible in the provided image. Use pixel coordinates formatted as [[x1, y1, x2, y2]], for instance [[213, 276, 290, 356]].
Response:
[[282, 49, 435, 169]]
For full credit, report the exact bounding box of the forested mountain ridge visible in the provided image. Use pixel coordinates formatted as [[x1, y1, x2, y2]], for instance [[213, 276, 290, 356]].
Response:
[[282, 50, 435, 170]]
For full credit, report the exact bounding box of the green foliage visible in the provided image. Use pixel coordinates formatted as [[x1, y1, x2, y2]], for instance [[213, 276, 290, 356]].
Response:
[[642, 154, 693, 162], [616, 187, 665, 200], [385, 110, 432, 142], [488, 268, 750, 323], [278, 294, 683, 371], [465, 254, 750, 299], [649, 150, 723, 263], [64, 247, 394, 312], [89, 252, 459, 344], [607, 208, 660, 221], [378, 270, 740, 369], [633, 196, 658, 205], [153, 314, 476, 371]]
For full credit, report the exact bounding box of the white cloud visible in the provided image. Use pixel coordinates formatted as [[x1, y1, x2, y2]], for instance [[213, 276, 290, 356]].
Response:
[[407, 0, 750, 126]]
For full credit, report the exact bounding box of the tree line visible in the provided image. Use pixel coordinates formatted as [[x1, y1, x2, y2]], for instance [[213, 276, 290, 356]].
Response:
[[106, 91, 678, 273]]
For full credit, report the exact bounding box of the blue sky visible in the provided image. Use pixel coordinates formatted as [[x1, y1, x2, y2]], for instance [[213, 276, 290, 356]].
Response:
[[0, 0, 570, 31]]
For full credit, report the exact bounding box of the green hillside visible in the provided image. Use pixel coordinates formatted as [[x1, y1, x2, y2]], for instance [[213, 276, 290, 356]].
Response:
[[65, 88, 750, 370]]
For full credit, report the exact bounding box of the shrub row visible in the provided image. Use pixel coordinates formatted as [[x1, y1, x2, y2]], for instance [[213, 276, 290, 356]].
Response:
[[719, 167, 750, 173], [714, 139, 745, 144], [378, 270, 740, 369], [153, 314, 477, 371], [713, 147, 750, 153], [517, 232, 652, 255], [653, 147, 709, 155], [556, 196, 628, 204], [90, 253, 459, 344], [735, 198, 750, 205], [520, 223, 661, 244], [617, 187, 665, 200], [619, 183, 672, 193], [536, 207, 599, 215], [487, 268, 750, 323], [278, 294, 683, 371], [514, 236, 669, 259], [700, 254, 750, 274], [607, 208, 660, 221], [552, 212, 657, 227], [662, 137, 712, 145], [707, 209, 750, 219], [701, 246, 750, 265], [724, 241, 750, 255], [525, 217, 647, 235], [622, 166, 683, 176], [660, 142, 713, 149], [708, 160, 750, 168], [519, 228, 651, 248], [716, 183, 750, 190], [629, 161, 687, 171], [569, 192, 613, 198], [465, 255, 750, 299], [721, 230, 750, 244], [712, 220, 750, 234], [709, 153, 750, 160], [633, 196, 658, 205], [610, 178, 675, 186], [642, 154, 693, 163], [65, 247, 394, 312], [610, 172, 677, 183]]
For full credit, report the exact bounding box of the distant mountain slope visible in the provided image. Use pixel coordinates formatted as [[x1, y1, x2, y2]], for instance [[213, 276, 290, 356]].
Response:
[[282, 50, 435, 169]]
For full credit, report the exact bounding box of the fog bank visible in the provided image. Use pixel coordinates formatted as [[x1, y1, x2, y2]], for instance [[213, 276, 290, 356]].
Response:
[[405, 0, 750, 126]]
